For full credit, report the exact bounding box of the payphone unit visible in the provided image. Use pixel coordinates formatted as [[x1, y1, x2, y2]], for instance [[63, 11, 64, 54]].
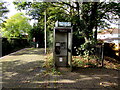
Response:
[[53, 22, 73, 67]]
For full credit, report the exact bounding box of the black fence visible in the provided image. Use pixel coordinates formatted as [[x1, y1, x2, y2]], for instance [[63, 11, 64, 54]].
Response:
[[95, 43, 120, 67], [95, 43, 104, 67]]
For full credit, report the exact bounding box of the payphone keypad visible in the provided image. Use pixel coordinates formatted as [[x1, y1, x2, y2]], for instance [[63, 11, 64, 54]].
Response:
[[55, 42, 61, 54], [55, 42, 67, 55], [61, 42, 66, 49]]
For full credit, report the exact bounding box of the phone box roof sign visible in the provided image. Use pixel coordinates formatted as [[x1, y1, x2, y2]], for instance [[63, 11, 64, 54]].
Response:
[[55, 21, 71, 27]]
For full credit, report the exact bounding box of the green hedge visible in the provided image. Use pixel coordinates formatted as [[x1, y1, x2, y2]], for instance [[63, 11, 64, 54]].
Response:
[[2, 38, 29, 56]]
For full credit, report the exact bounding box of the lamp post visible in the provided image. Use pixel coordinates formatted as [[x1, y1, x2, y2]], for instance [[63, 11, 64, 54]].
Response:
[[0, 33, 2, 57], [44, 10, 47, 54]]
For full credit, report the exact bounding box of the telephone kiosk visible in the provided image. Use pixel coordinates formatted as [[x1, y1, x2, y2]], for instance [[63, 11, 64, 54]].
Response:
[[53, 21, 73, 68]]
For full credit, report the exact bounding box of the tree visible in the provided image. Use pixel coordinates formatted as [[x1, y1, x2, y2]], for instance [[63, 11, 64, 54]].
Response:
[[0, 2, 9, 27], [1, 12, 32, 39], [13, 1, 120, 55], [29, 23, 44, 47], [13, 2, 68, 47], [0, 2, 9, 19]]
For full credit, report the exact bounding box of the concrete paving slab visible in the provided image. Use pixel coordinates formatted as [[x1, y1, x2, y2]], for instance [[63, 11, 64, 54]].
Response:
[[0, 48, 119, 89]]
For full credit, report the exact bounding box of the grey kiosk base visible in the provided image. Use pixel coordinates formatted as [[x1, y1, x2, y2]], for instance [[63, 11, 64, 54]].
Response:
[[53, 22, 73, 71]]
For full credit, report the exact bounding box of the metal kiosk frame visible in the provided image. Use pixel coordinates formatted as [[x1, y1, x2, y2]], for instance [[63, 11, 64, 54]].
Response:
[[53, 22, 73, 71]]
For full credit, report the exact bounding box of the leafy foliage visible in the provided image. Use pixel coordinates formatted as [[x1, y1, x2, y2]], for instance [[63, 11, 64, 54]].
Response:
[[0, 2, 9, 18], [1, 13, 32, 39], [2, 38, 29, 56], [0, 2, 9, 28], [28, 23, 44, 47], [13, 2, 120, 55]]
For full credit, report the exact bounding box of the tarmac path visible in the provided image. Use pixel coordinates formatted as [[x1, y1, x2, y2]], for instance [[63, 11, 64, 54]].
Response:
[[0, 48, 119, 89]]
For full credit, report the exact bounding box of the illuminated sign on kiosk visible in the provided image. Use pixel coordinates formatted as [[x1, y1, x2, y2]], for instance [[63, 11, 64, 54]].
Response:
[[55, 21, 71, 27]]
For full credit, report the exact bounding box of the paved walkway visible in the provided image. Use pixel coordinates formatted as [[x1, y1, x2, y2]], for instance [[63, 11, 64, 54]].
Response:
[[0, 48, 120, 89]]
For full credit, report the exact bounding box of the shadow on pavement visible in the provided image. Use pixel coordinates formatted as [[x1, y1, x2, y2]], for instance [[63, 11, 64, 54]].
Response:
[[9, 48, 45, 56], [1, 48, 120, 89], [2, 60, 46, 88], [2, 59, 120, 89]]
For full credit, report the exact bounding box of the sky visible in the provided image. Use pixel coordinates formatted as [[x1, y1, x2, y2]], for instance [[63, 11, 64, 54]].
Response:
[[2, 0, 119, 28], [3, 0, 26, 18]]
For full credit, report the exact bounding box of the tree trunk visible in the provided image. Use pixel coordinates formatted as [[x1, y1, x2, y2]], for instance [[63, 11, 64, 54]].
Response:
[[94, 23, 98, 42]]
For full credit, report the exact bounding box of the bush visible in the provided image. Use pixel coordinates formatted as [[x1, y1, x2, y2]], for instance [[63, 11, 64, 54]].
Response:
[[2, 38, 29, 56], [2, 38, 12, 56], [72, 56, 97, 68], [104, 43, 119, 60]]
